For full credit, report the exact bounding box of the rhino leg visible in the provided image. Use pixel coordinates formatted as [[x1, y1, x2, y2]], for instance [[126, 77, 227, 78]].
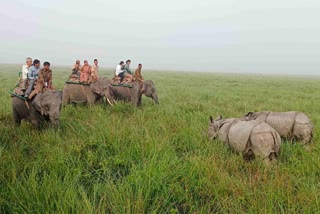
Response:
[[249, 133, 278, 163], [268, 152, 278, 163], [243, 149, 255, 161], [293, 124, 313, 144]]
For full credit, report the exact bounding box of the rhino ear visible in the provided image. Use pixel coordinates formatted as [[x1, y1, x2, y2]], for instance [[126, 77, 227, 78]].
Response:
[[245, 112, 253, 117], [209, 116, 213, 123], [215, 115, 223, 120]]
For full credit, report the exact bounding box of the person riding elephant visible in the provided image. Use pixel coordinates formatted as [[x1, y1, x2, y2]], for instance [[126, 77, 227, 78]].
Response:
[[134, 63, 144, 85], [79, 60, 92, 83], [27, 61, 55, 100], [12, 90, 63, 128], [62, 77, 114, 105], [24, 59, 41, 99]]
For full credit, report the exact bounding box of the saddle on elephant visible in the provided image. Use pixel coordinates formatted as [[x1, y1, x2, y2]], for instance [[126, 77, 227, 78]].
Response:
[[10, 71, 30, 99], [110, 75, 134, 88]]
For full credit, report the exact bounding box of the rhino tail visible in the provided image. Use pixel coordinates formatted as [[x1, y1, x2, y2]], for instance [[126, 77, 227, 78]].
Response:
[[242, 138, 255, 161], [243, 148, 255, 161]]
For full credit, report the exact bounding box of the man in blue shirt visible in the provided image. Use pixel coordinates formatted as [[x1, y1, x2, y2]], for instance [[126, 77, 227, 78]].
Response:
[[25, 59, 41, 98], [123, 59, 133, 83]]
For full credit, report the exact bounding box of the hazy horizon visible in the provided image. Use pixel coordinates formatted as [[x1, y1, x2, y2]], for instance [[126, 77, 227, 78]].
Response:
[[1, 0, 320, 75]]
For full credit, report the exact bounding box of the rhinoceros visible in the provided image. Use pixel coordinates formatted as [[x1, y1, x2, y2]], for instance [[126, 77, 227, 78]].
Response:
[[208, 116, 281, 163], [243, 111, 313, 144]]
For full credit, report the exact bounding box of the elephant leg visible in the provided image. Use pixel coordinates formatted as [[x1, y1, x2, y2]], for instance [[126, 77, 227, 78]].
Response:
[[30, 119, 39, 128], [130, 94, 141, 107], [96, 96, 103, 104], [137, 94, 142, 106], [86, 92, 96, 105], [62, 93, 70, 105], [13, 109, 21, 127]]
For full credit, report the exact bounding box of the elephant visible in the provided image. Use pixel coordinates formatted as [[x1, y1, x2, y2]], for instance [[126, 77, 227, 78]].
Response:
[[62, 77, 114, 105], [208, 116, 281, 163], [141, 80, 159, 104], [243, 111, 314, 144], [12, 90, 62, 128], [107, 80, 159, 106]]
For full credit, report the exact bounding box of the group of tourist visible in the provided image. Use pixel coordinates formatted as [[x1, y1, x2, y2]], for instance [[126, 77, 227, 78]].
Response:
[[114, 60, 144, 84], [69, 59, 144, 85], [21, 57, 54, 99], [18, 57, 145, 100], [70, 59, 99, 83]]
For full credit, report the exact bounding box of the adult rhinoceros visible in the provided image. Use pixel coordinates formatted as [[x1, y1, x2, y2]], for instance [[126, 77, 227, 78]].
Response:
[[208, 116, 281, 164], [243, 111, 313, 144]]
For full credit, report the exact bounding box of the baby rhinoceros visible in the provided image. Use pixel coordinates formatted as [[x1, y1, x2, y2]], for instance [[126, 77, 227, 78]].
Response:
[[208, 116, 281, 163], [243, 111, 314, 144]]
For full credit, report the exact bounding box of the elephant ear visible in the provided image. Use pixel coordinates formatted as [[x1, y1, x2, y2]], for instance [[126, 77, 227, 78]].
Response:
[[148, 80, 155, 85], [90, 81, 101, 94], [32, 93, 44, 115]]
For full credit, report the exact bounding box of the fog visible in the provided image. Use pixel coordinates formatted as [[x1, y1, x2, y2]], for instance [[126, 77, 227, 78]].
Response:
[[1, 0, 320, 74]]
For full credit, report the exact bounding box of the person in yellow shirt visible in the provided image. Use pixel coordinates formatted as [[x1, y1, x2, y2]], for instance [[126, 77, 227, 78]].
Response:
[[134, 63, 144, 84]]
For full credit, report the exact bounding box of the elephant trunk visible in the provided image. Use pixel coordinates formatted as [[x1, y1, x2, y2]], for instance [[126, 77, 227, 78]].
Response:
[[49, 110, 61, 127], [152, 92, 159, 104]]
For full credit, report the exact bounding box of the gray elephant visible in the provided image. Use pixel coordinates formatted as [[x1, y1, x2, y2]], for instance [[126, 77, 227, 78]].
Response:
[[107, 80, 159, 106], [62, 77, 114, 105], [243, 111, 314, 144], [12, 90, 62, 128], [141, 80, 159, 104], [208, 116, 281, 163]]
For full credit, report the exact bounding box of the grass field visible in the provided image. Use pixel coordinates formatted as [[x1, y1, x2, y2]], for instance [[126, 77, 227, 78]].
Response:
[[0, 64, 320, 213]]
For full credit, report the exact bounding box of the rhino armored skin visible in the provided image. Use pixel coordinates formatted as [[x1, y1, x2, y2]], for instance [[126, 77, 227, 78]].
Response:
[[243, 111, 313, 144], [208, 116, 281, 163]]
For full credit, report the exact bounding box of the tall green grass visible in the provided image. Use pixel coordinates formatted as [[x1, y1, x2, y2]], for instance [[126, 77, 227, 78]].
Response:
[[0, 64, 319, 213]]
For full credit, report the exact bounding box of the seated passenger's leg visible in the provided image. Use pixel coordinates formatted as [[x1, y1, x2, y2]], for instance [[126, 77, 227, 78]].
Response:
[[24, 79, 35, 97]]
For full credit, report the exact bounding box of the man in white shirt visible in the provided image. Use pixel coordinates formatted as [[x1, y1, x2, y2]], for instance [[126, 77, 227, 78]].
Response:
[[21, 57, 33, 91], [115, 61, 125, 83]]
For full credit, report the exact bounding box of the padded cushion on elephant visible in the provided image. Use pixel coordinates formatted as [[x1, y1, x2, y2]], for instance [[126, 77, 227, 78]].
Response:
[[111, 83, 133, 88], [65, 81, 90, 86]]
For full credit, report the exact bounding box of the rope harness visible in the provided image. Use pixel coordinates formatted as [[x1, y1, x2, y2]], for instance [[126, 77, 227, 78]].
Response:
[[24, 100, 30, 110]]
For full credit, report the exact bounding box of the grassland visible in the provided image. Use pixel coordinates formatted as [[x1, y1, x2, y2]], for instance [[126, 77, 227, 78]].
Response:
[[0, 64, 320, 213]]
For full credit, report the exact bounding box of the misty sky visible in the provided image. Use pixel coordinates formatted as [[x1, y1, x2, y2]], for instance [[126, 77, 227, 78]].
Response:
[[1, 0, 320, 74]]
